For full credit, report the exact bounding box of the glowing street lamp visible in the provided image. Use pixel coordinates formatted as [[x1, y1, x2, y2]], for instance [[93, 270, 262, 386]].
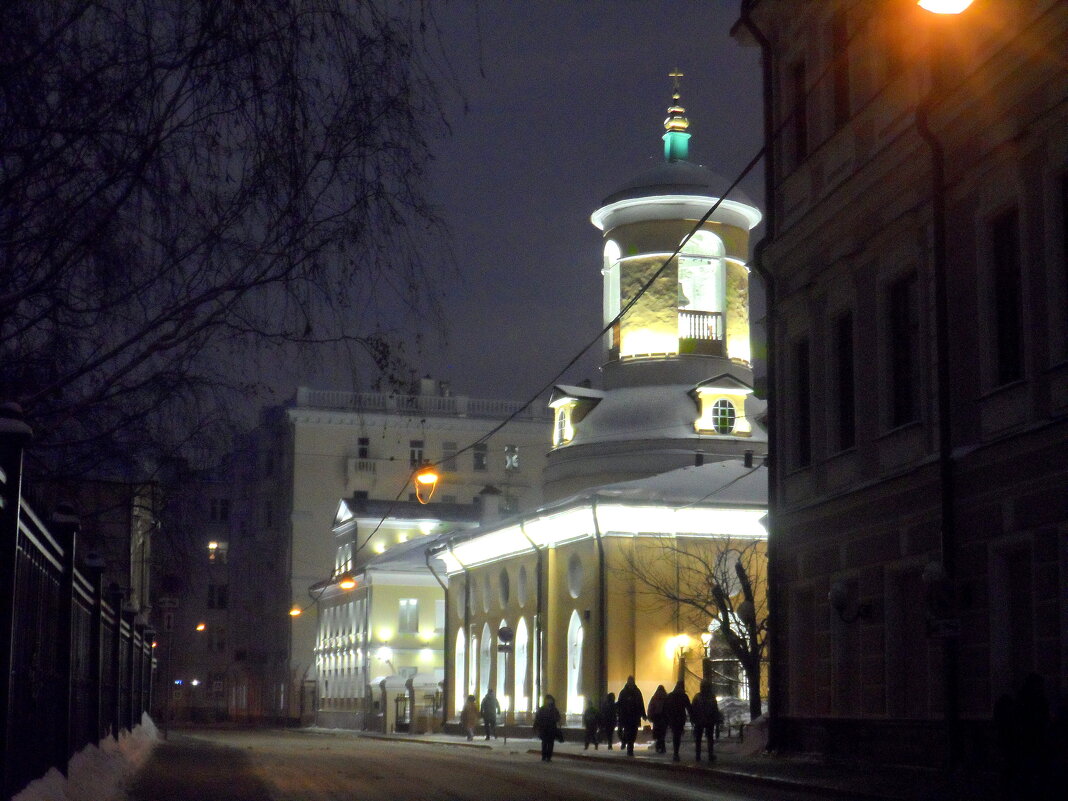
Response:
[[917, 0, 974, 13], [414, 462, 439, 504], [195, 622, 206, 632], [337, 572, 357, 590], [289, 605, 302, 617]]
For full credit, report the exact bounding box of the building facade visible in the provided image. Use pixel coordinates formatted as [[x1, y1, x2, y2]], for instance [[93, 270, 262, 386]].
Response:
[[737, 0, 1067, 767], [230, 382, 550, 723]]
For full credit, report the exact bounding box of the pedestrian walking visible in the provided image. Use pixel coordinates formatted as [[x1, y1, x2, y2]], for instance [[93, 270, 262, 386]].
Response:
[[664, 680, 692, 762], [480, 689, 501, 740], [460, 694, 479, 741], [648, 684, 668, 754], [533, 694, 562, 762], [690, 679, 721, 762], [616, 675, 646, 756], [599, 692, 618, 750], [583, 701, 600, 750]]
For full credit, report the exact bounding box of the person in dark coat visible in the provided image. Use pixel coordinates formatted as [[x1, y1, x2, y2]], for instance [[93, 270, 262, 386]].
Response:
[[616, 676, 646, 756], [582, 701, 600, 750], [647, 684, 668, 754], [480, 689, 501, 740], [664, 680, 692, 762], [599, 692, 618, 750], [533, 694, 562, 762], [690, 679, 721, 762]]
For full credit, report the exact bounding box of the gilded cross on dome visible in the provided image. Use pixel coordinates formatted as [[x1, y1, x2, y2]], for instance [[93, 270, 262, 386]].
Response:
[[669, 69, 684, 96]]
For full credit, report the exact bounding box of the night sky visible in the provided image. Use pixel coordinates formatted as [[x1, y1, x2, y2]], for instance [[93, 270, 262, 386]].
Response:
[[309, 1, 764, 404]]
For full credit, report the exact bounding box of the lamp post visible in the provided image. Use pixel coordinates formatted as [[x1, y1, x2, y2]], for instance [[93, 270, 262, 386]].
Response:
[[914, 0, 974, 768]]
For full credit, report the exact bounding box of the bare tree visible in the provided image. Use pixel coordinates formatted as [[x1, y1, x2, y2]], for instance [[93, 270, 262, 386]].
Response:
[[1, 0, 453, 477], [621, 536, 768, 720]]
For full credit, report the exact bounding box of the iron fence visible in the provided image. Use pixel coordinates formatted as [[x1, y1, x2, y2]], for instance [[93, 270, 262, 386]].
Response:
[[1, 415, 155, 799]]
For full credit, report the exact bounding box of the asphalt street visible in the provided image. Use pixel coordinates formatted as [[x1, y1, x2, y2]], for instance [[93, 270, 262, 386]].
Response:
[[127, 729, 821, 801]]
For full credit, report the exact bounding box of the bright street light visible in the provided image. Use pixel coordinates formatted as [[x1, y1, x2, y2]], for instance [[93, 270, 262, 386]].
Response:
[[917, 0, 975, 13]]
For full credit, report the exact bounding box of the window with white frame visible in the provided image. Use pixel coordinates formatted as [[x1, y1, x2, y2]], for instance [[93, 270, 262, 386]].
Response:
[[711, 399, 736, 435], [398, 598, 419, 633]]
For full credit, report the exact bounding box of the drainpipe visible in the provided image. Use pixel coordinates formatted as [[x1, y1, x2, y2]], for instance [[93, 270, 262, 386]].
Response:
[[590, 499, 607, 704], [447, 541, 471, 712], [425, 549, 449, 728], [518, 521, 543, 707], [739, 0, 780, 751]]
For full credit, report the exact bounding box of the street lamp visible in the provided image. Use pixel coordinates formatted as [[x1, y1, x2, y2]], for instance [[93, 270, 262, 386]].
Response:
[[414, 462, 440, 504], [337, 573, 357, 591], [917, 0, 974, 13]]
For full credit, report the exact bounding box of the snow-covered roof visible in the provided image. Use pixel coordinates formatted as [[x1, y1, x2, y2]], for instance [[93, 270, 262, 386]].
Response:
[[562, 384, 767, 445], [600, 159, 756, 208], [550, 384, 606, 404], [434, 460, 767, 571], [583, 460, 767, 508]]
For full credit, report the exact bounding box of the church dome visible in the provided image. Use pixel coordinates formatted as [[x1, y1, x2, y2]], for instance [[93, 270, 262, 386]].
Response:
[[600, 158, 756, 209]]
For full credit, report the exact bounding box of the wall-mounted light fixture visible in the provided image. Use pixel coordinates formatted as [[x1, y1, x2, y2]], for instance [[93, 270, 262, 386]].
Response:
[[828, 581, 872, 623]]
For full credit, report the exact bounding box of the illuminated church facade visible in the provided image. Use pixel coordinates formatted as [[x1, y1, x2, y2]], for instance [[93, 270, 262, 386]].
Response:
[[433, 86, 770, 724]]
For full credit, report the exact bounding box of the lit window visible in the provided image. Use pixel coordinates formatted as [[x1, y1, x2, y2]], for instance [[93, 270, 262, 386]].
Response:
[[711, 399, 736, 435]]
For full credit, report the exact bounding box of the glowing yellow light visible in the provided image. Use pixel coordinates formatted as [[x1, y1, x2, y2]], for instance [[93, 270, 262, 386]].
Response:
[[378, 628, 393, 642], [207, 541, 218, 550], [338, 573, 357, 590], [289, 606, 302, 617], [376, 646, 394, 661], [195, 622, 206, 632], [414, 463, 439, 504], [152, 641, 158, 649], [917, 0, 974, 13]]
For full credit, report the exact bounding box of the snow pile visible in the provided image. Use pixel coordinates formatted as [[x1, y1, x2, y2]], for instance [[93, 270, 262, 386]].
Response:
[[13, 713, 159, 801]]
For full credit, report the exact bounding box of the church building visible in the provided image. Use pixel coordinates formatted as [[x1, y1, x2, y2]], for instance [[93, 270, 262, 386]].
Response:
[[432, 84, 769, 725]]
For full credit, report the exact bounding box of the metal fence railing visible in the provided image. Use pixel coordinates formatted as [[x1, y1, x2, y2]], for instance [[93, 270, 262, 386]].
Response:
[[1, 411, 155, 799]]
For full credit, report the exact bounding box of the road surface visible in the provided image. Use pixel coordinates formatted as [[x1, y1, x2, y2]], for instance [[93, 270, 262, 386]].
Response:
[[128, 729, 819, 801]]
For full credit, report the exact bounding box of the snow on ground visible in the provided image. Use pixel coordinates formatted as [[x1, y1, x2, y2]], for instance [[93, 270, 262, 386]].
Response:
[[13, 713, 158, 801]]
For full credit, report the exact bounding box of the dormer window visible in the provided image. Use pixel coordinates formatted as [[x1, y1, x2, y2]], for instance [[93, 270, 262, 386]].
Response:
[[693, 374, 754, 437], [548, 384, 606, 448]]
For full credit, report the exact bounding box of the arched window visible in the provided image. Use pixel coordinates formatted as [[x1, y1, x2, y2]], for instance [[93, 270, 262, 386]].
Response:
[[678, 230, 726, 314], [454, 628, 466, 716], [603, 240, 622, 347], [496, 619, 508, 712], [479, 622, 492, 700], [566, 610, 584, 717], [712, 399, 737, 434], [514, 618, 529, 714], [468, 631, 478, 698]]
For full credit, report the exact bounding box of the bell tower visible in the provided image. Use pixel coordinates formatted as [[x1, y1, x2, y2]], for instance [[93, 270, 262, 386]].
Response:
[[543, 76, 765, 501]]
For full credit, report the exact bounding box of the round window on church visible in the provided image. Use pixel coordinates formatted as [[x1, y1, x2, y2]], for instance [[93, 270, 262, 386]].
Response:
[[567, 553, 584, 599], [711, 399, 736, 435]]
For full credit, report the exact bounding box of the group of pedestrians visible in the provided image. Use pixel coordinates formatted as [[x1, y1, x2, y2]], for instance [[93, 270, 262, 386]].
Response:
[[581, 675, 723, 762], [465, 677, 722, 764], [459, 689, 502, 742]]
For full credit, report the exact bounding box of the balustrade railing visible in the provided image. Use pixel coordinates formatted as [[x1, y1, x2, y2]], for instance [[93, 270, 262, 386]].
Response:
[[295, 387, 549, 420], [678, 309, 724, 341]]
